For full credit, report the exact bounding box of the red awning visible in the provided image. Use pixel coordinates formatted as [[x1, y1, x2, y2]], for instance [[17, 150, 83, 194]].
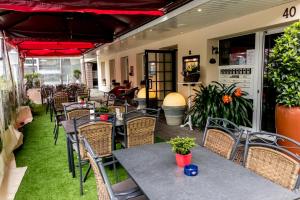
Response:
[[21, 49, 85, 57], [6, 40, 96, 57], [0, 0, 191, 57], [0, 1, 165, 16]]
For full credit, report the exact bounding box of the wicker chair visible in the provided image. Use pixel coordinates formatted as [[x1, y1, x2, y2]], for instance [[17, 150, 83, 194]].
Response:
[[84, 138, 147, 200], [73, 113, 116, 195], [52, 92, 69, 145], [119, 108, 160, 148], [63, 103, 95, 179], [243, 132, 300, 190], [108, 105, 126, 113], [202, 117, 244, 160]]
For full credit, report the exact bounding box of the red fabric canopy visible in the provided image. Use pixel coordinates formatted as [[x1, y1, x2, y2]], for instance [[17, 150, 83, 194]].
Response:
[[6, 40, 96, 57], [0, 1, 165, 16], [21, 49, 85, 57]]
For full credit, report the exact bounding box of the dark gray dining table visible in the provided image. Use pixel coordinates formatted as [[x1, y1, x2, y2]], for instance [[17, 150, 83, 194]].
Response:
[[113, 143, 300, 200]]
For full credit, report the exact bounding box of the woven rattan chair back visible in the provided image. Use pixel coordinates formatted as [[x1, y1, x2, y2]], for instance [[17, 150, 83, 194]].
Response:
[[53, 92, 68, 111], [244, 132, 300, 190], [108, 105, 125, 113], [67, 109, 90, 120], [77, 88, 89, 99], [86, 152, 110, 200], [78, 121, 113, 158], [203, 129, 235, 159], [126, 116, 156, 148], [202, 117, 243, 160], [245, 146, 299, 190]]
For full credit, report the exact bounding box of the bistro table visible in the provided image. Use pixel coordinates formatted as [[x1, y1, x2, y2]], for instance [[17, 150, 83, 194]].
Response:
[[62, 102, 96, 111], [113, 143, 300, 200]]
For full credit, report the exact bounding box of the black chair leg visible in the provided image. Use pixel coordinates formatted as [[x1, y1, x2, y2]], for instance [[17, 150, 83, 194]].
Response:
[[70, 142, 76, 178], [83, 164, 91, 182], [54, 126, 59, 145], [113, 156, 119, 183], [66, 136, 72, 172], [78, 160, 84, 195], [50, 107, 53, 122]]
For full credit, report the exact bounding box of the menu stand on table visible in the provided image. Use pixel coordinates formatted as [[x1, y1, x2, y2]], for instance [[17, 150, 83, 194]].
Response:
[[177, 82, 201, 131]]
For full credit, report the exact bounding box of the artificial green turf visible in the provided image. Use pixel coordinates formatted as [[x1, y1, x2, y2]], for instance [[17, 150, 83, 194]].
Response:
[[14, 105, 127, 200], [14, 105, 165, 200]]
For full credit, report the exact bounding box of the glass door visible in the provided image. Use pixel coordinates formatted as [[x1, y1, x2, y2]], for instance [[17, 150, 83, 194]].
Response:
[[144, 50, 177, 108], [260, 31, 283, 132]]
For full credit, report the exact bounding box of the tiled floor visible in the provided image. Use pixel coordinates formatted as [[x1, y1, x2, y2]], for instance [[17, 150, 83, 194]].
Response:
[[156, 118, 202, 144]]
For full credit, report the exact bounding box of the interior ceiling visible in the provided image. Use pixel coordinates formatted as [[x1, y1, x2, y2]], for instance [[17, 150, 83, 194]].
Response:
[[0, 0, 191, 57], [97, 0, 295, 56]]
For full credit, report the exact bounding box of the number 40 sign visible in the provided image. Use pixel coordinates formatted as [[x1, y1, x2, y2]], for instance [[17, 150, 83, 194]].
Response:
[[283, 6, 296, 18]]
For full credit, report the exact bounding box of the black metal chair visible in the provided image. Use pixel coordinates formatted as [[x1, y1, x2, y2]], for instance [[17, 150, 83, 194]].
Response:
[[243, 132, 300, 190], [202, 117, 244, 161], [73, 112, 117, 195], [83, 137, 147, 200]]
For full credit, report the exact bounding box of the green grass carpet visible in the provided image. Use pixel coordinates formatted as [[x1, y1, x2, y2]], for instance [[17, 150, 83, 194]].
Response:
[[14, 106, 124, 200], [14, 105, 164, 200]]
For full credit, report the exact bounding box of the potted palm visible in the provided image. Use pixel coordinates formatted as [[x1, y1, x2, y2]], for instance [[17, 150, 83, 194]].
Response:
[[267, 22, 300, 153], [168, 137, 196, 167], [73, 69, 81, 83], [189, 81, 252, 129]]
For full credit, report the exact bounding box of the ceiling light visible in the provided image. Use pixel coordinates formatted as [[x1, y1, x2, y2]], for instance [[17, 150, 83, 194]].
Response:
[[133, 35, 136, 39], [197, 8, 202, 12], [149, 29, 153, 32]]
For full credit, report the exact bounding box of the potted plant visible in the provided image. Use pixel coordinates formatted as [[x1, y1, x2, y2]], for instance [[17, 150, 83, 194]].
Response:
[[168, 137, 196, 167], [267, 22, 300, 153], [184, 63, 200, 82], [73, 69, 81, 83], [189, 81, 252, 129], [162, 92, 186, 126], [96, 106, 110, 121], [78, 95, 87, 104]]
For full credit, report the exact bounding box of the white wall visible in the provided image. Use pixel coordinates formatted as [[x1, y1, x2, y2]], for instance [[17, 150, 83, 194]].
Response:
[[97, 1, 300, 98]]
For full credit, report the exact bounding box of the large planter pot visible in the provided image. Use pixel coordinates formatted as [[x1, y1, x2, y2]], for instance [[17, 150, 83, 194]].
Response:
[[175, 153, 192, 167], [162, 105, 186, 126], [275, 104, 300, 154]]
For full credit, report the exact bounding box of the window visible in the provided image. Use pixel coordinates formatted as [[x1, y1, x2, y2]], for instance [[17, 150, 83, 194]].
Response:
[[219, 34, 255, 66]]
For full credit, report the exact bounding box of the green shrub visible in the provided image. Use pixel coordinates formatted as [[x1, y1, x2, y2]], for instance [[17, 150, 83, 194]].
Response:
[[167, 137, 196, 155], [267, 22, 300, 107], [190, 81, 252, 129], [96, 106, 109, 113]]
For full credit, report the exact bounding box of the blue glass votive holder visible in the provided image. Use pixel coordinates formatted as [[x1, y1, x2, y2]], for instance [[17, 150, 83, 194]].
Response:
[[184, 164, 198, 176]]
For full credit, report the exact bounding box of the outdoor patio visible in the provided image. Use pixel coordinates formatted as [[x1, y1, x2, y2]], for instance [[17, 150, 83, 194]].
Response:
[[1, 1, 300, 200]]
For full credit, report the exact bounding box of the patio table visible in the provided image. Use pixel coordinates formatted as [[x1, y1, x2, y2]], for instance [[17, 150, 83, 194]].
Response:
[[62, 102, 95, 111], [113, 143, 300, 200]]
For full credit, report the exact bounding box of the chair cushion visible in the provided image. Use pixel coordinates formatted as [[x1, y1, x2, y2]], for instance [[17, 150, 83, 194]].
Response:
[[112, 178, 137, 193]]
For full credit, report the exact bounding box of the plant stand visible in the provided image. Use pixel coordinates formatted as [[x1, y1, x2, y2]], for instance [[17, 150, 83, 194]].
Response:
[[178, 82, 201, 131]]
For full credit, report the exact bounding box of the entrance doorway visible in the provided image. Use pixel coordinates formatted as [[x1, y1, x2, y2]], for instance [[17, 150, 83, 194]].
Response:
[[260, 31, 283, 132], [144, 50, 177, 108]]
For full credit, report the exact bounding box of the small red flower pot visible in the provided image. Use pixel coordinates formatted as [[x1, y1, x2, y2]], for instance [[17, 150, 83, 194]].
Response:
[[175, 153, 192, 167], [100, 114, 109, 121]]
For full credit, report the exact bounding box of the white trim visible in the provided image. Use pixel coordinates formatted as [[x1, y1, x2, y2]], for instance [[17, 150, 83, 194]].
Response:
[[101, 0, 210, 48]]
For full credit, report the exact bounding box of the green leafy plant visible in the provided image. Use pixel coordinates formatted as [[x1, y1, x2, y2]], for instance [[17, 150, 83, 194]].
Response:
[[167, 137, 196, 155], [190, 81, 252, 129], [25, 72, 40, 89], [73, 69, 81, 80], [96, 106, 109, 113], [267, 22, 300, 107]]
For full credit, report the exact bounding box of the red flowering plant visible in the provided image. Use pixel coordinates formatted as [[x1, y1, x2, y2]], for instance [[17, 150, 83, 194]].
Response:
[[189, 81, 252, 129]]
